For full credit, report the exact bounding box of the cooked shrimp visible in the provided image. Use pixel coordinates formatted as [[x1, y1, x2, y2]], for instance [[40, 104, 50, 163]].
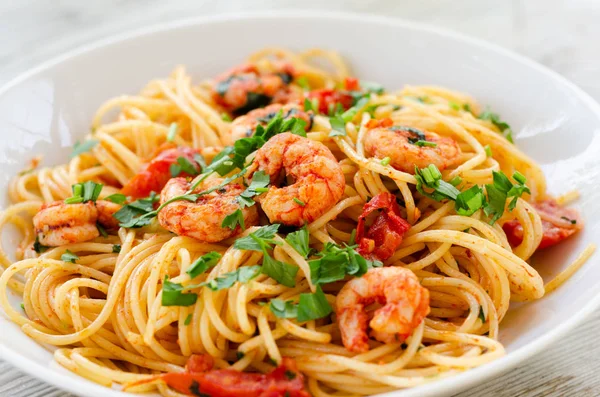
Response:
[[336, 266, 430, 353], [227, 103, 313, 144], [246, 133, 345, 226], [364, 118, 461, 174], [212, 63, 297, 115], [33, 199, 122, 246], [158, 177, 259, 242]]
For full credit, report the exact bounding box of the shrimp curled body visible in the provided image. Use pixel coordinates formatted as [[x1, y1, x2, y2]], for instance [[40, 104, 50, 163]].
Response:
[[228, 103, 313, 144], [364, 119, 461, 174], [158, 177, 259, 242], [336, 267, 430, 353], [247, 133, 345, 226], [33, 200, 122, 246]]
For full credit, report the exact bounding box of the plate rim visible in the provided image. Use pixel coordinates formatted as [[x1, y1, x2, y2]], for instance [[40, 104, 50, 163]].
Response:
[[1, 10, 599, 397]]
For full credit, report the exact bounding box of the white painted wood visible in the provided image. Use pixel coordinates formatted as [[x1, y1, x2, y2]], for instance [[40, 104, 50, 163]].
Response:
[[0, 0, 599, 396]]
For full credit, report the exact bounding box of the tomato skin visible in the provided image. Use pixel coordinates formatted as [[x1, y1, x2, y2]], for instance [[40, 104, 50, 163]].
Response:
[[356, 192, 411, 261], [502, 199, 583, 250], [121, 146, 200, 199], [306, 89, 354, 114], [132, 355, 310, 397]]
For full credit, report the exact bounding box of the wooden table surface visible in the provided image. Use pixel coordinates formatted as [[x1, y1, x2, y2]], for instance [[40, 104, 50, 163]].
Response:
[[1, 1, 599, 396]]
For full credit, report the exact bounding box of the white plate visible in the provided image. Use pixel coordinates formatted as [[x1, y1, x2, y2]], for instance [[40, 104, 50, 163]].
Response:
[[0, 11, 599, 397]]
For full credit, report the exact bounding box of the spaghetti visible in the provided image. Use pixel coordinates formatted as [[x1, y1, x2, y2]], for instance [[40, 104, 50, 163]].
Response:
[[0, 48, 591, 396]]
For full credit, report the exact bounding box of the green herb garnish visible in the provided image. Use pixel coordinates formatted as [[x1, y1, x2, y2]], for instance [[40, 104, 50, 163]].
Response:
[[187, 251, 222, 279]]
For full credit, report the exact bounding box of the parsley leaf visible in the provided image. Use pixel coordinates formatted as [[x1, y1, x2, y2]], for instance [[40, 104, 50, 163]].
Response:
[[186, 251, 222, 279], [478, 108, 514, 143], [162, 277, 198, 306], [200, 265, 262, 291], [285, 225, 309, 258], [359, 80, 385, 94], [262, 255, 298, 288], [329, 115, 347, 137], [104, 193, 127, 204], [297, 286, 332, 322], [269, 299, 298, 318], [483, 171, 531, 223], [296, 76, 310, 91], [455, 185, 486, 216], [113, 192, 159, 228], [233, 224, 281, 252], [170, 156, 200, 177], [112, 244, 121, 253], [238, 170, 270, 208], [414, 164, 460, 201], [65, 181, 103, 204], [33, 236, 48, 254], [61, 250, 79, 263], [221, 209, 246, 231], [71, 139, 99, 158], [167, 123, 178, 142]]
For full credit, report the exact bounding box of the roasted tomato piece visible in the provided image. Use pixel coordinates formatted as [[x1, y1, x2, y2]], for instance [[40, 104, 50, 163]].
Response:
[[356, 192, 411, 261], [121, 146, 201, 199], [502, 198, 583, 250], [127, 354, 310, 397]]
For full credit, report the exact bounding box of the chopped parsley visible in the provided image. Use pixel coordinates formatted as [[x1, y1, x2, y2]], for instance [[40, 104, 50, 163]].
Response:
[[33, 236, 48, 254], [187, 251, 222, 279], [61, 250, 79, 263], [162, 277, 198, 307], [380, 157, 391, 166], [296, 76, 310, 91], [484, 145, 493, 157], [112, 244, 121, 253], [308, 243, 382, 285], [297, 286, 333, 322], [71, 139, 99, 158], [200, 265, 262, 291], [414, 165, 530, 224], [285, 225, 310, 258], [233, 225, 298, 287], [359, 80, 385, 94], [169, 156, 200, 178], [478, 307, 486, 322], [113, 191, 159, 228], [184, 313, 193, 325], [237, 171, 270, 208], [96, 223, 108, 237], [269, 298, 298, 318], [269, 286, 332, 322], [65, 181, 103, 204], [561, 216, 577, 225], [293, 198, 305, 206], [166, 123, 178, 142], [221, 113, 233, 122], [104, 193, 127, 204], [221, 209, 246, 231], [478, 108, 514, 143]]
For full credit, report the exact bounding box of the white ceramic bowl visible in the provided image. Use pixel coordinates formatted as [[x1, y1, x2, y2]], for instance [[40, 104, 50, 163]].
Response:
[[0, 11, 598, 397]]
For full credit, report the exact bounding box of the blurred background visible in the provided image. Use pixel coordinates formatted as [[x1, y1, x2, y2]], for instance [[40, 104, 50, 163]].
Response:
[[1, 1, 599, 396]]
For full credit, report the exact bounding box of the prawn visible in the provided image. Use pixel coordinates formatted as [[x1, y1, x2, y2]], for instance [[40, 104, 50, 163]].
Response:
[[246, 133, 345, 226], [363, 118, 461, 174], [33, 199, 122, 246], [336, 266, 430, 353], [212, 63, 297, 115], [158, 177, 259, 242], [228, 103, 313, 144]]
